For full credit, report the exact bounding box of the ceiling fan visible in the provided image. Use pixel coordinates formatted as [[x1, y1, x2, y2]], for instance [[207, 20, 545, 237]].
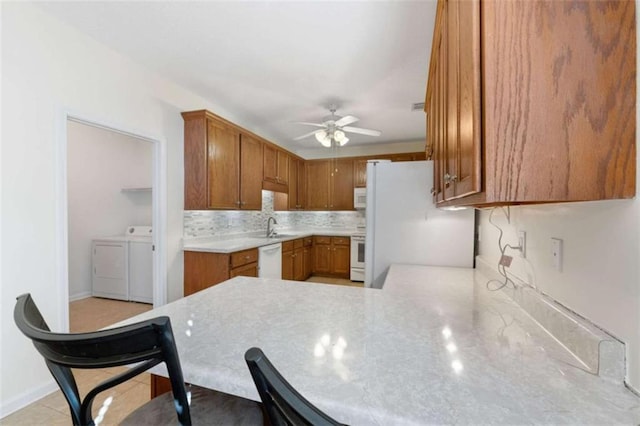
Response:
[[293, 106, 382, 147]]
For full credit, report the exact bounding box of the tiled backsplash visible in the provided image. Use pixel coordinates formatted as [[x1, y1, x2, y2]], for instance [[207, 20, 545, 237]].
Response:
[[184, 191, 365, 238]]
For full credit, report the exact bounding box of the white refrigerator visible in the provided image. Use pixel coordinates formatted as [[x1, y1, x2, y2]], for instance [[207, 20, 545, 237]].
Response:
[[364, 160, 475, 288]]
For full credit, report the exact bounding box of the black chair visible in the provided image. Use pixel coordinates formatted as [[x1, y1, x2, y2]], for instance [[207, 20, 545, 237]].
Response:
[[14, 293, 263, 426], [245, 347, 346, 426]]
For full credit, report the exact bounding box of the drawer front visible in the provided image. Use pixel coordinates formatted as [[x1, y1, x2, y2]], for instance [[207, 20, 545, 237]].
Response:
[[230, 262, 258, 278], [332, 237, 350, 246], [293, 238, 304, 249], [303, 237, 313, 247], [231, 248, 259, 268], [282, 240, 294, 253], [314, 236, 331, 245]]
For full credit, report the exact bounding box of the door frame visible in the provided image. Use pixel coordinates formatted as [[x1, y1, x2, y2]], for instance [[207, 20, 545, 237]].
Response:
[[56, 110, 167, 331]]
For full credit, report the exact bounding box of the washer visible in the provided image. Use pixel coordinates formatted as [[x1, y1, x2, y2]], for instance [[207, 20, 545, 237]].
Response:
[[92, 226, 153, 303]]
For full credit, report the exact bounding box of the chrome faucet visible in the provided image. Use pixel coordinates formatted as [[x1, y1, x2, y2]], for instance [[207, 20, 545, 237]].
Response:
[[266, 217, 278, 238]]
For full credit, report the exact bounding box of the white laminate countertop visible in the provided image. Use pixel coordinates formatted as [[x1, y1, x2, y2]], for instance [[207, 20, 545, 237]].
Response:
[[182, 228, 356, 253], [114, 265, 640, 425]]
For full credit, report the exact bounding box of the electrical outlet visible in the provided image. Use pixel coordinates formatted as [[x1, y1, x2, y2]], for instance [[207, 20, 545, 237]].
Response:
[[518, 231, 526, 258], [551, 238, 563, 271]]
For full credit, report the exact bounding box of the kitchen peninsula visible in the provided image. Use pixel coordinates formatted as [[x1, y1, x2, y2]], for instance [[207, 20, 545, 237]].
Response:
[[115, 265, 640, 425]]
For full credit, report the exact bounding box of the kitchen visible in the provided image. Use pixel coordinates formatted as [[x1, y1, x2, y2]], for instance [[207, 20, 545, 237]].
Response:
[[2, 0, 640, 424]]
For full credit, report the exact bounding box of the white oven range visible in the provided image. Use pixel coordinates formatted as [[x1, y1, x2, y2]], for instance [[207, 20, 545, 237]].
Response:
[[350, 231, 365, 282]]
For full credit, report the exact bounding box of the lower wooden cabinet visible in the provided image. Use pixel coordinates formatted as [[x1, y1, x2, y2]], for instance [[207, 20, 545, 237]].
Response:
[[282, 238, 311, 281], [184, 248, 258, 296], [312, 236, 350, 278]]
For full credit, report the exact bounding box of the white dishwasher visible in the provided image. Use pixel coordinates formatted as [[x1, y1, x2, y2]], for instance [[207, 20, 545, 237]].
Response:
[[258, 243, 282, 279]]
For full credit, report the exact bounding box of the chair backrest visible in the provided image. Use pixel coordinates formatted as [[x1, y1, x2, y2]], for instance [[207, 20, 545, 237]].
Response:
[[244, 347, 346, 426], [14, 293, 192, 426]]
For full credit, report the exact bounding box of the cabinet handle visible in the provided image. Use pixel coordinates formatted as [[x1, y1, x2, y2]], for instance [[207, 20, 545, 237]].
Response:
[[241, 201, 246, 205], [236, 201, 241, 205], [245, 256, 250, 260], [444, 173, 458, 183]]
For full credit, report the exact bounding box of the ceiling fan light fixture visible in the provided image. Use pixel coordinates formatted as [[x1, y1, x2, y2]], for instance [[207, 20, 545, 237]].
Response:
[[339, 135, 349, 146], [315, 130, 331, 147]]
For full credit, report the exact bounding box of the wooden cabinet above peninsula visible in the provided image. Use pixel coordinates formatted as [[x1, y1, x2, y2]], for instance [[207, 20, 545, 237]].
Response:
[[425, 0, 636, 207], [182, 110, 263, 210]]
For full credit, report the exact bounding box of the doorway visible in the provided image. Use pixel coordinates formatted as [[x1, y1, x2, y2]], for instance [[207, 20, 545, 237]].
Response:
[[58, 114, 166, 332]]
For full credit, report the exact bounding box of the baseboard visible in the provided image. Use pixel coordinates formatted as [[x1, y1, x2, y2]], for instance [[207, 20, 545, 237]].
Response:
[[0, 380, 57, 419], [69, 291, 91, 302]]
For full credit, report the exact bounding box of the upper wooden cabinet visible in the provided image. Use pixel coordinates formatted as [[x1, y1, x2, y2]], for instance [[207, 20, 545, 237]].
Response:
[[288, 158, 306, 210], [263, 144, 289, 192], [306, 159, 354, 210], [425, 0, 636, 207], [183, 110, 263, 210]]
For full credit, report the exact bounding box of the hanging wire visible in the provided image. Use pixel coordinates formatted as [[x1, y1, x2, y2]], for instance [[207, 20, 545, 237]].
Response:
[[486, 206, 521, 291]]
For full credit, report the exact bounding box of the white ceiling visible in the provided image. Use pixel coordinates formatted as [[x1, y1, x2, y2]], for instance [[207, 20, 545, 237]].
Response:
[[36, 1, 437, 153]]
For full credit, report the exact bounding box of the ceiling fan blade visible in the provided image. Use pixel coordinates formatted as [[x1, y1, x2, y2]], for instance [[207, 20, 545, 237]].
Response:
[[293, 129, 324, 141], [342, 126, 382, 137], [335, 115, 359, 127], [293, 121, 326, 128]]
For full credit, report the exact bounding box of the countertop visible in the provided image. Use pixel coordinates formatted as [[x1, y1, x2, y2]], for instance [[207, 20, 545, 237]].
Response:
[[113, 265, 640, 425], [182, 228, 356, 253]]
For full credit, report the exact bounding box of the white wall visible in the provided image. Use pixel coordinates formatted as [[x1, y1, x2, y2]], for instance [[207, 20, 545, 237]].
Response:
[[67, 121, 152, 300], [478, 201, 640, 391], [0, 2, 265, 416]]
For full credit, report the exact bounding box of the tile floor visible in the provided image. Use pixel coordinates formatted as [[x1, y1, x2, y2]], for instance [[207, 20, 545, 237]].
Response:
[[2, 278, 362, 425]]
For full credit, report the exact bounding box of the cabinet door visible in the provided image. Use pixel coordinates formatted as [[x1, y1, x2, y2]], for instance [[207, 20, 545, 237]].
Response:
[[353, 159, 368, 188], [313, 243, 332, 274], [332, 244, 351, 277], [184, 251, 230, 296], [297, 160, 306, 209], [240, 134, 263, 210], [282, 250, 294, 280], [453, 0, 481, 198], [306, 161, 330, 210], [277, 151, 289, 185], [293, 247, 305, 281], [444, 0, 458, 201], [230, 262, 258, 278], [263, 144, 278, 183], [288, 158, 299, 210], [303, 246, 313, 280], [207, 119, 240, 209], [329, 158, 354, 210]]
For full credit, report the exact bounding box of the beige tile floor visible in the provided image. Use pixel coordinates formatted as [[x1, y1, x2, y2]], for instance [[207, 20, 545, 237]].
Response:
[[3, 278, 361, 425]]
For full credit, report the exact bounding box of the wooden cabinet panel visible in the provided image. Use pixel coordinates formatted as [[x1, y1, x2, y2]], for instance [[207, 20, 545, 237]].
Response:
[[239, 134, 263, 210], [263, 144, 278, 183], [306, 161, 330, 210], [293, 247, 305, 281], [184, 251, 230, 296], [426, 0, 636, 207], [303, 245, 313, 280], [282, 248, 294, 280], [329, 159, 354, 210], [333, 245, 351, 277], [230, 248, 259, 268], [183, 110, 264, 211], [230, 262, 258, 278], [264, 145, 289, 188], [207, 119, 241, 209], [183, 116, 208, 209], [287, 158, 306, 210], [313, 239, 332, 275], [354, 159, 368, 188], [312, 236, 350, 278]]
